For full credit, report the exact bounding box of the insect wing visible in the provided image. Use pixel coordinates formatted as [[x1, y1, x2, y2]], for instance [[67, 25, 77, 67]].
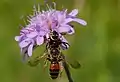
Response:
[[27, 56, 41, 67], [20, 45, 41, 67], [28, 49, 49, 67], [68, 60, 81, 69], [65, 55, 81, 69]]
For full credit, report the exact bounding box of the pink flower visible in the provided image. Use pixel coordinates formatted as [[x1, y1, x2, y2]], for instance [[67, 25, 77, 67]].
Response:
[[15, 3, 87, 58]]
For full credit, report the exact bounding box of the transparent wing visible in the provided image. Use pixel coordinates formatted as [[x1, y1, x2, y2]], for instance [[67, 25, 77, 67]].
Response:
[[27, 50, 48, 67], [21, 44, 47, 67], [67, 59, 81, 69], [62, 53, 81, 69], [61, 53, 80, 82], [27, 56, 41, 67]]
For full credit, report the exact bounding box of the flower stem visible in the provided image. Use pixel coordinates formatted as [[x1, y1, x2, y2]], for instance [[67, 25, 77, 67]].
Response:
[[63, 61, 74, 82]]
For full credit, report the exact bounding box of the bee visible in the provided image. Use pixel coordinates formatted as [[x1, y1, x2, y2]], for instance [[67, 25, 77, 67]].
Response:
[[45, 30, 69, 79], [28, 30, 81, 81]]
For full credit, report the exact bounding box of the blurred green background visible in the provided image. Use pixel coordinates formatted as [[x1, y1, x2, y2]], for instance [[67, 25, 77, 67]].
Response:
[[0, 0, 120, 82]]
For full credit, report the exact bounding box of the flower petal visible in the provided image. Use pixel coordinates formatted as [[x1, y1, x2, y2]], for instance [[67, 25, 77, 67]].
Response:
[[20, 47, 29, 62], [68, 27, 75, 34], [64, 18, 73, 24], [45, 33, 49, 39], [58, 25, 71, 33], [26, 32, 37, 38], [36, 36, 44, 45], [21, 47, 27, 55], [28, 44, 33, 56], [15, 36, 20, 41], [69, 9, 78, 16], [39, 30, 46, 36], [57, 12, 66, 23], [72, 18, 87, 26], [19, 38, 31, 48]]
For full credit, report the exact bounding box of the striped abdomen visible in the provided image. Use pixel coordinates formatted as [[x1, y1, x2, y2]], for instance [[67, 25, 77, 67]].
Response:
[[49, 61, 60, 79]]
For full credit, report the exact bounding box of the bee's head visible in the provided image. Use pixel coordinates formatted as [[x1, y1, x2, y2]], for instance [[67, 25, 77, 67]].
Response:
[[50, 30, 59, 40]]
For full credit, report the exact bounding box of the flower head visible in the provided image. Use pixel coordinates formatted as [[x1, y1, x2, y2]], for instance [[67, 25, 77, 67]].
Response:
[[15, 3, 87, 58]]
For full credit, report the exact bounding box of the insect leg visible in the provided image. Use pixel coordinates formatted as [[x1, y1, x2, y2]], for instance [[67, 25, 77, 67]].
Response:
[[43, 58, 48, 68], [46, 42, 49, 50], [57, 52, 65, 77], [59, 62, 64, 77], [61, 42, 70, 49], [42, 51, 50, 68]]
